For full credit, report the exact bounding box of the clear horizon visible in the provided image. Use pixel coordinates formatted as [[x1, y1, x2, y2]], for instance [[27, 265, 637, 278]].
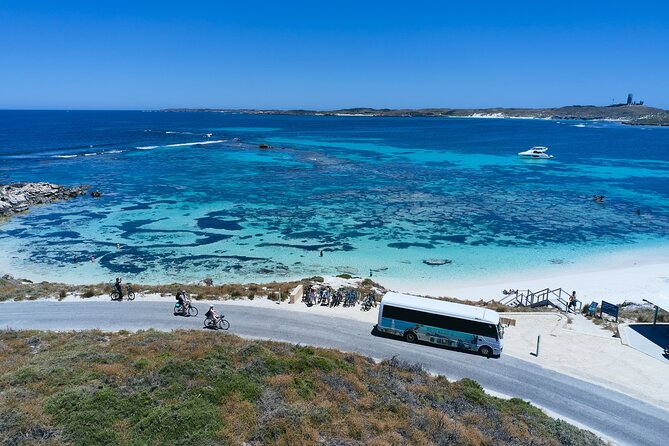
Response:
[[2, 0, 668, 110]]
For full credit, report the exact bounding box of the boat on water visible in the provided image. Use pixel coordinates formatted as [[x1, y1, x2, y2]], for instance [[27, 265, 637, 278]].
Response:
[[518, 146, 553, 159]]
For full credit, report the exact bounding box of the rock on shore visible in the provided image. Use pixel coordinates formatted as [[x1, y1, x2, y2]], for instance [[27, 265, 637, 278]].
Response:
[[0, 182, 88, 217]]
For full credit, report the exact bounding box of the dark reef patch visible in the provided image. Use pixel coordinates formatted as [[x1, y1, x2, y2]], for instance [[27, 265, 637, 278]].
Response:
[[387, 242, 435, 249], [121, 199, 178, 211], [282, 230, 334, 240], [45, 231, 81, 239], [257, 242, 355, 252], [118, 218, 167, 234], [430, 234, 468, 244], [196, 217, 244, 231]]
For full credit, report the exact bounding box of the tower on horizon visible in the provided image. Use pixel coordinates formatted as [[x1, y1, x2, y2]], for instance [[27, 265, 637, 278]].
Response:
[[627, 94, 633, 105]]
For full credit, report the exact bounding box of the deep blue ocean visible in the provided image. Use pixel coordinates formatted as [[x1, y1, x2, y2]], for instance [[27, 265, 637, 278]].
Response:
[[1, 110, 668, 286]]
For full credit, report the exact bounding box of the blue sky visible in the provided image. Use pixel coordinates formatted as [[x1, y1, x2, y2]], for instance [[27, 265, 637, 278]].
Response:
[[1, 1, 668, 110]]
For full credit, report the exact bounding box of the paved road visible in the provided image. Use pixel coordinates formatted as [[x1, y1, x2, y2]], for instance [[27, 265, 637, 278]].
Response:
[[1, 300, 667, 446]]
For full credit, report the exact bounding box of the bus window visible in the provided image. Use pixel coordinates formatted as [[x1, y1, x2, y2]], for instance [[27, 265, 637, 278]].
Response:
[[382, 305, 498, 339]]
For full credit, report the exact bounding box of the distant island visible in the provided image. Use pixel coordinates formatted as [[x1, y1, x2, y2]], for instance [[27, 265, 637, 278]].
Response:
[[162, 104, 669, 126]]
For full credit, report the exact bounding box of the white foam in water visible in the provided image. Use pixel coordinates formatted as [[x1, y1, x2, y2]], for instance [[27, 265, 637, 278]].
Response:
[[53, 154, 78, 158], [163, 140, 226, 148], [136, 140, 224, 150]]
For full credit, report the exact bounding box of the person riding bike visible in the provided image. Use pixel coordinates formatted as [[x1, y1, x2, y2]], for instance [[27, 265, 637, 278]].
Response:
[[205, 305, 221, 325], [114, 278, 124, 299], [175, 289, 189, 314]]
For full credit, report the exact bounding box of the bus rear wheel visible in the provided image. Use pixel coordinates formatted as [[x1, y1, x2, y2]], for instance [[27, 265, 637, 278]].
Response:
[[478, 345, 493, 357], [404, 331, 417, 343]]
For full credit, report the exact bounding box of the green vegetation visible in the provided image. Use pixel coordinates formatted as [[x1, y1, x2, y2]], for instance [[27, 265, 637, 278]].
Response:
[[0, 330, 605, 446], [619, 304, 669, 323]]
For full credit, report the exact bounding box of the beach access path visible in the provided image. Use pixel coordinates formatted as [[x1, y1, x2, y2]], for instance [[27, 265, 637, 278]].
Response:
[[1, 299, 668, 446]]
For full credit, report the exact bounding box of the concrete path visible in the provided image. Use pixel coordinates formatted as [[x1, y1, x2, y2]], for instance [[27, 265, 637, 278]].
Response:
[[1, 300, 668, 446]]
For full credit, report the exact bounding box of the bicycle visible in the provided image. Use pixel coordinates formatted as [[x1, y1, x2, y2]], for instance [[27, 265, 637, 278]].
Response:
[[110, 284, 136, 301], [360, 294, 377, 311], [204, 315, 230, 330], [174, 301, 198, 317]]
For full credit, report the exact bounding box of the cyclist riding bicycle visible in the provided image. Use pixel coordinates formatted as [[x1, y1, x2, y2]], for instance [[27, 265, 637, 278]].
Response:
[[205, 305, 220, 324], [175, 289, 189, 314]]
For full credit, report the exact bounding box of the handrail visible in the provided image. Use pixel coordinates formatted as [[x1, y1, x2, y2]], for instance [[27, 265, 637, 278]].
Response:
[[498, 287, 579, 312]]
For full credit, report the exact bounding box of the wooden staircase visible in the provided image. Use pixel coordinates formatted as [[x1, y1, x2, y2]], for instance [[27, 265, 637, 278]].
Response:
[[498, 287, 579, 312]]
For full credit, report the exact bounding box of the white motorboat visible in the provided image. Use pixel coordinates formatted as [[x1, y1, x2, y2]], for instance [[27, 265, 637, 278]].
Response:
[[518, 146, 553, 159]]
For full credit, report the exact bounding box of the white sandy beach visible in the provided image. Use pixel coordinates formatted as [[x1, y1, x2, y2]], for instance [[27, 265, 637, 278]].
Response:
[[379, 247, 669, 305]]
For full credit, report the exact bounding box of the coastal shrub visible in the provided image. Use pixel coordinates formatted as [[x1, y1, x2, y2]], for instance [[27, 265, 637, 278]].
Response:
[[457, 378, 489, 405], [0, 330, 607, 446], [247, 291, 255, 300], [81, 288, 96, 298], [58, 289, 67, 299], [337, 273, 353, 279], [292, 376, 316, 399]]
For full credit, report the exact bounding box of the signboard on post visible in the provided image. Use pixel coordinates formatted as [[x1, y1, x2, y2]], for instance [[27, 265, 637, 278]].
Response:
[[588, 302, 599, 316], [600, 301, 619, 322]]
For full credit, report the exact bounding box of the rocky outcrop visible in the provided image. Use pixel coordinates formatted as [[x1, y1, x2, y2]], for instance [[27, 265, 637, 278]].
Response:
[[0, 182, 88, 218]]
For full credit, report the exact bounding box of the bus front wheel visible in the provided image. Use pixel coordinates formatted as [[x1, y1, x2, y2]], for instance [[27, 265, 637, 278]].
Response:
[[478, 345, 493, 357], [404, 331, 417, 343]]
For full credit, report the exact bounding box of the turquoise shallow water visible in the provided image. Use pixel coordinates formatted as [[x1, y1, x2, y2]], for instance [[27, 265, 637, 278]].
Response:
[[1, 111, 668, 285]]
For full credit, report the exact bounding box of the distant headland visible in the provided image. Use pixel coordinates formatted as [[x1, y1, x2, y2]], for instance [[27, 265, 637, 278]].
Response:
[[162, 103, 669, 126]]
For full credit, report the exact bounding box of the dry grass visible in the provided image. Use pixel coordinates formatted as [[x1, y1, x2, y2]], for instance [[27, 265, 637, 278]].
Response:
[[0, 276, 386, 304], [1, 276, 561, 318], [0, 330, 605, 446], [619, 304, 669, 323]]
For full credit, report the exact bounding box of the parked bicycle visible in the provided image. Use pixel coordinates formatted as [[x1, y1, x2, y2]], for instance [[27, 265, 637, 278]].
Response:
[[360, 293, 377, 311], [343, 289, 358, 307], [204, 315, 230, 330]]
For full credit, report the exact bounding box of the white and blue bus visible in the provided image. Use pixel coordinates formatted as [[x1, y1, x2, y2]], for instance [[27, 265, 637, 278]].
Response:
[[376, 292, 504, 357]]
